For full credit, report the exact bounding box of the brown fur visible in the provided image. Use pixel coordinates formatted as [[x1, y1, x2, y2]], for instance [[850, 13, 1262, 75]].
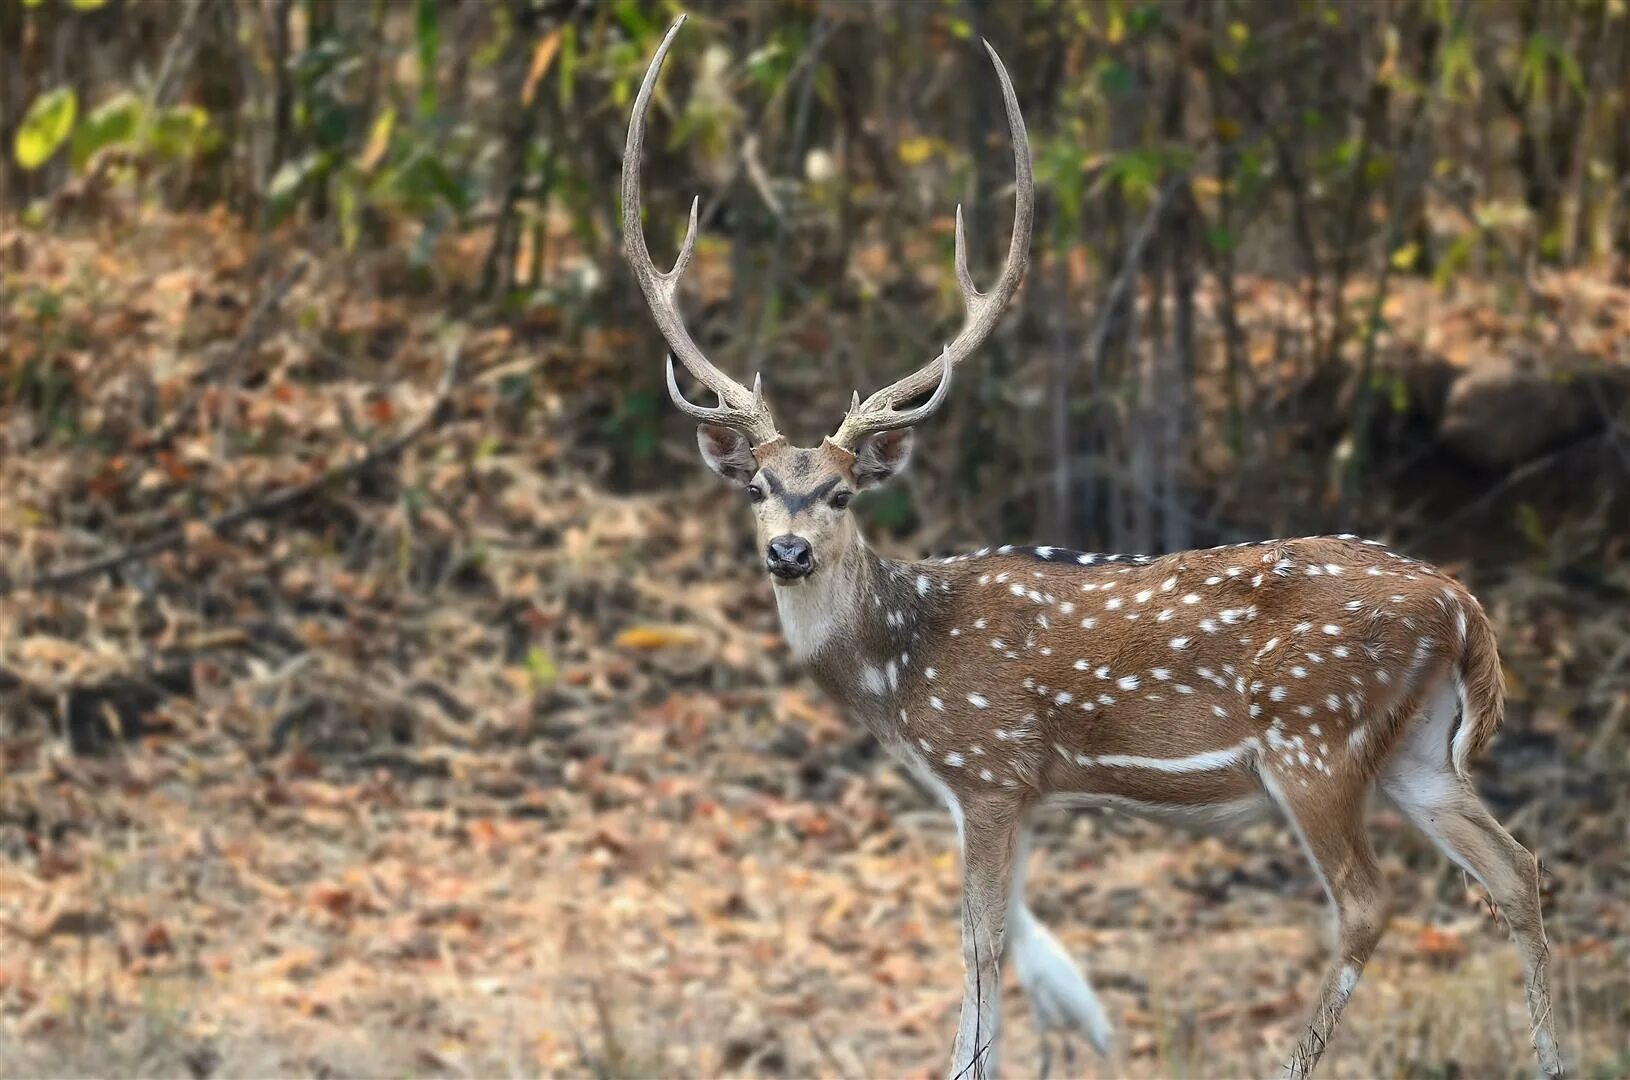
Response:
[[796, 534, 1492, 811]]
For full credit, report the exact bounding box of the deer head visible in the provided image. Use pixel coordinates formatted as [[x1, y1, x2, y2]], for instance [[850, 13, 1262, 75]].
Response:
[[621, 15, 1033, 587]]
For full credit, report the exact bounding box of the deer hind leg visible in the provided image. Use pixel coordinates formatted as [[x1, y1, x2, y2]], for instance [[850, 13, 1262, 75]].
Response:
[[1379, 696, 1563, 1077], [1262, 772, 1389, 1079], [1007, 829, 1114, 1076]]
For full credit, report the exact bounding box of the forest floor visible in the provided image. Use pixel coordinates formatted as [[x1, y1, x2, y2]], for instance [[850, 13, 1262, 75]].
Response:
[[2, 212, 1628, 1078]]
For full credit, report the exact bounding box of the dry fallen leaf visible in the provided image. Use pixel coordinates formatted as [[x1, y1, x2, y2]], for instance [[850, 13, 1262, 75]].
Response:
[[614, 624, 703, 650]]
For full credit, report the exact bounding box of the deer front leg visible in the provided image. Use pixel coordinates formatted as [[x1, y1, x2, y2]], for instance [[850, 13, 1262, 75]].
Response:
[[949, 802, 1022, 1080]]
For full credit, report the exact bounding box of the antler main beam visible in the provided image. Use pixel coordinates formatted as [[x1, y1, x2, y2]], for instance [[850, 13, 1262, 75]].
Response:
[[623, 15, 781, 447], [828, 39, 1034, 451]]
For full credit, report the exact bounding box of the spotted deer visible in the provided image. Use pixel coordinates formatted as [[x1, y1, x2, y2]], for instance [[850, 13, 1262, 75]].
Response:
[[622, 16, 1562, 1080]]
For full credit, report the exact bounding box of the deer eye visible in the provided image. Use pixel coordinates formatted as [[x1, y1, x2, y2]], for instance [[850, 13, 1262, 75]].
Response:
[[747, 484, 766, 503], [830, 491, 852, 510]]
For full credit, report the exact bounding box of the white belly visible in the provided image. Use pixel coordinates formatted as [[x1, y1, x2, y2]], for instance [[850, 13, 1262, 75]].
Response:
[[1043, 790, 1276, 834]]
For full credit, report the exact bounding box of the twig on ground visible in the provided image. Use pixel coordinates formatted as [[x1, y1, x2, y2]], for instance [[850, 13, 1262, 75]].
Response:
[[152, 259, 309, 446], [3, 342, 463, 597]]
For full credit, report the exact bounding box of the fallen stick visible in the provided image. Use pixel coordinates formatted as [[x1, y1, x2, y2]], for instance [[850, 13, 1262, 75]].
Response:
[[151, 259, 309, 446], [2, 343, 463, 597]]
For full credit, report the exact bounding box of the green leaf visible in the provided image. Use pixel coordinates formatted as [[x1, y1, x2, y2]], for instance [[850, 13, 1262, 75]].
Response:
[[148, 104, 217, 162], [357, 105, 396, 173], [1432, 232, 1476, 290], [525, 647, 558, 688], [415, 0, 440, 117], [610, 0, 652, 40], [70, 91, 142, 171], [14, 87, 77, 171], [1515, 503, 1546, 551], [559, 24, 577, 108], [267, 151, 328, 222], [69, 0, 109, 9], [338, 172, 361, 252], [1097, 60, 1133, 97]]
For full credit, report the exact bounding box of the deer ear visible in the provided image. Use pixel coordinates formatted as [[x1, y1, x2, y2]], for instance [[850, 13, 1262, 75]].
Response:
[[696, 424, 758, 485], [852, 428, 914, 489]]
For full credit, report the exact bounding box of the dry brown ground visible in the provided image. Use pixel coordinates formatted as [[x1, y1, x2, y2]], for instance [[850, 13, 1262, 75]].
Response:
[[2, 214, 1628, 1078]]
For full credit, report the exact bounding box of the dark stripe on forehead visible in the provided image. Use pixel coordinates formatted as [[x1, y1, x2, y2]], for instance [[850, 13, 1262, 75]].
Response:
[[766, 474, 844, 516]]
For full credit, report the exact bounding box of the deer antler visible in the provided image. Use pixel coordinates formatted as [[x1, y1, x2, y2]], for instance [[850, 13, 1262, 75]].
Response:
[[828, 39, 1033, 452], [623, 15, 781, 447]]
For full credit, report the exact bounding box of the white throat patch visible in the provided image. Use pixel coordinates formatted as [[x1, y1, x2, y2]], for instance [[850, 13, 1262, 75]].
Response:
[[772, 561, 857, 662]]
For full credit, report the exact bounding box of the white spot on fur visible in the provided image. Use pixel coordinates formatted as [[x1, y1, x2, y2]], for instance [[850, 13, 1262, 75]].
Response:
[[968, 693, 989, 709]]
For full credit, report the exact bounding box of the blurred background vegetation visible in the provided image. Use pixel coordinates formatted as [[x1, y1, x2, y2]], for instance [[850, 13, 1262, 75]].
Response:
[[5, 0, 1628, 562], [3, 1, 1630, 1075]]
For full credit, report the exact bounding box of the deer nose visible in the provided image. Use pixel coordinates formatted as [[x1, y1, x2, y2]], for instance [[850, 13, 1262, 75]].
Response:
[[765, 535, 814, 579]]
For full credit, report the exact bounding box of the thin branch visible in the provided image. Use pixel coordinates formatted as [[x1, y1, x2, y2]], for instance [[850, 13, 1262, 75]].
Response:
[[1405, 431, 1608, 552], [152, 260, 309, 446], [3, 344, 463, 597], [1070, 173, 1189, 392]]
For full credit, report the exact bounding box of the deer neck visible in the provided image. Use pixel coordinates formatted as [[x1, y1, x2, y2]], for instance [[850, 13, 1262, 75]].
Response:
[[775, 540, 947, 748]]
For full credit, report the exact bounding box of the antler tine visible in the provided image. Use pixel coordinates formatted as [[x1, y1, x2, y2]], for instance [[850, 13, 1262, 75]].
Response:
[[829, 37, 1033, 451], [664, 354, 766, 427], [623, 15, 780, 446], [953, 205, 979, 302]]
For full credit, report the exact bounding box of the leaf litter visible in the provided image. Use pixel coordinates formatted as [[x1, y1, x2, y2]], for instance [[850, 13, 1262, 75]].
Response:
[[0, 213, 1627, 1077]]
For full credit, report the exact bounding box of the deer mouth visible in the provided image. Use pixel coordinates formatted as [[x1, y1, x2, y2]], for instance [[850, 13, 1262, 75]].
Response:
[[767, 561, 815, 584]]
